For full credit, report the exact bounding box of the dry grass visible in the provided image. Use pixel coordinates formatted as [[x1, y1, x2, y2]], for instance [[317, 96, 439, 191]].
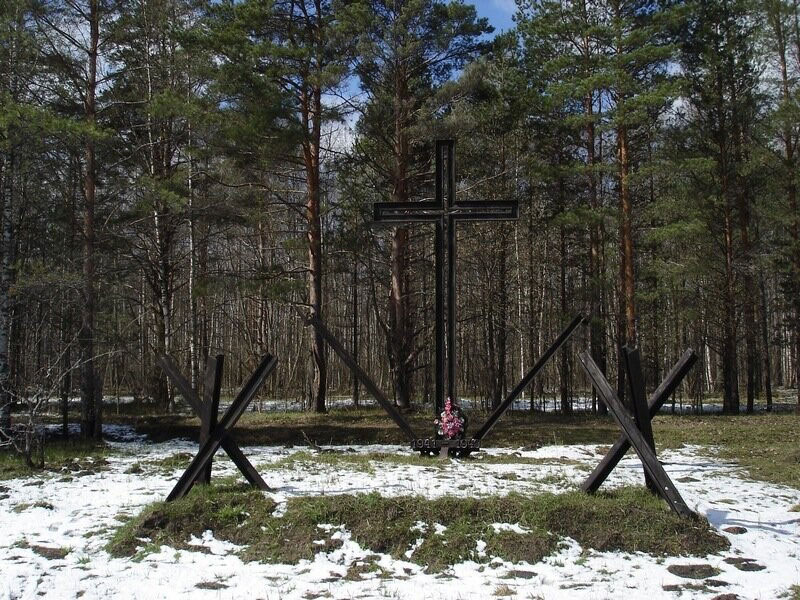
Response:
[[124, 409, 800, 488], [0, 439, 115, 481]]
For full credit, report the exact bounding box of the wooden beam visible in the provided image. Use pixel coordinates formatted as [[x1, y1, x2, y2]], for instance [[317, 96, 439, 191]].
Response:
[[473, 315, 585, 442], [165, 355, 277, 502], [200, 356, 223, 485], [624, 347, 657, 493], [159, 355, 270, 490], [578, 351, 695, 518], [158, 355, 201, 413], [306, 314, 418, 442], [581, 349, 697, 493]]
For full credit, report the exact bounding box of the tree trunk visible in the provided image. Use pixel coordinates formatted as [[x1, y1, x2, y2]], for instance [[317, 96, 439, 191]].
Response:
[[773, 2, 800, 412], [494, 229, 508, 408], [759, 274, 773, 410], [737, 195, 757, 414], [585, 90, 607, 415], [0, 149, 15, 440], [486, 266, 496, 406], [559, 175, 570, 414], [618, 124, 636, 347], [388, 63, 413, 409], [80, 0, 101, 439], [389, 226, 411, 408], [560, 225, 570, 414], [0, 0, 25, 441], [494, 140, 509, 407], [303, 85, 326, 413], [722, 190, 740, 414], [527, 195, 537, 411], [731, 80, 757, 413], [188, 120, 199, 389], [351, 257, 360, 407], [60, 314, 71, 438]]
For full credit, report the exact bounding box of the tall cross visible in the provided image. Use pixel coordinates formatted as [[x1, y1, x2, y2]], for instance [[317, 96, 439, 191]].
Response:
[[374, 140, 519, 418]]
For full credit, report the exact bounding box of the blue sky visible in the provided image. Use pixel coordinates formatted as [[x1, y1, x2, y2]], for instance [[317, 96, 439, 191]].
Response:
[[474, 0, 517, 33]]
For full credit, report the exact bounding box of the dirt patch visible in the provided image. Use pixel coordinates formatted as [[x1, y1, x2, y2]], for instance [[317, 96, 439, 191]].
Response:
[[667, 564, 722, 579], [724, 557, 765, 571], [506, 569, 537, 579], [195, 581, 228, 590], [722, 526, 747, 534], [30, 545, 70, 560]]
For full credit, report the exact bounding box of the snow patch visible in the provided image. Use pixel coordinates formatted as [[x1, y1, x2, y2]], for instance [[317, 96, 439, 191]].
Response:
[[1, 424, 798, 599]]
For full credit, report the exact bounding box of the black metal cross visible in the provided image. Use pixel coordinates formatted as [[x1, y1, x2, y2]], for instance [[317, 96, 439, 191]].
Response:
[[374, 140, 518, 417], [158, 354, 277, 501], [578, 347, 698, 518]]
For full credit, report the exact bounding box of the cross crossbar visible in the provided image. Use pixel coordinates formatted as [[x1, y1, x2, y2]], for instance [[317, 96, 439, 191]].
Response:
[[374, 200, 518, 223]]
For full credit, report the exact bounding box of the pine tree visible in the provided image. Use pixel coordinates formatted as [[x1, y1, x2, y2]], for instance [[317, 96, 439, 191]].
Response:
[[447, 33, 526, 408], [35, 0, 121, 436], [0, 0, 39, 439], [192, 0, 353, 412], [346, 0, 491, 408], [518, 0, 683, 409], [763, 0, 800, 412], [679, 0, 763, 414], [107, 0, 201, 408]]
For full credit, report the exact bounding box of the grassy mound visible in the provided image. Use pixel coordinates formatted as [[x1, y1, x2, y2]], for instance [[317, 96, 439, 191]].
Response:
[[107, 483, 728, 571]]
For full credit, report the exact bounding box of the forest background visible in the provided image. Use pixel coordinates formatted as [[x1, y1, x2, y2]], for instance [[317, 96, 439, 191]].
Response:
[[1, 0, 799, 440]]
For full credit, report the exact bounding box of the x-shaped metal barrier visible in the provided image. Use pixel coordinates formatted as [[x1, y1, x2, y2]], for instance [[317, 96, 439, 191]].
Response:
[[578, 347, 698, 518], [158, 354, 277, 502]]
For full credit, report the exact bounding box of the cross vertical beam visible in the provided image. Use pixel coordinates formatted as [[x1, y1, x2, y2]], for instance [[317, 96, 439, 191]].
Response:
[[434, 142, 446, 419], [442, 141, 457, 410], [374, 139, 518, 425]]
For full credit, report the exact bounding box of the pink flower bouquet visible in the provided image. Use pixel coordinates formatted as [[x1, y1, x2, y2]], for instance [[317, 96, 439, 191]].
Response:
[[435, 398, 465, 439]]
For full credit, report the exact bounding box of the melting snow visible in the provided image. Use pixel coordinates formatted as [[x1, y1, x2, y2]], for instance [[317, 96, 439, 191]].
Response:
[[490, 523, 531, 534], [0, 426, 798, 599]]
